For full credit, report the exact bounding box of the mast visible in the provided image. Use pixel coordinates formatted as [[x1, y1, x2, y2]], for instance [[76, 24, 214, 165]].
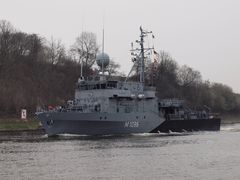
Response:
[[96, 25, 110, 79], [102, 28, 104, 75], [139, 26, 145, 84], [102, 28, 104, 54], [80, 17, 85, 80], [127, 26, 154, 85]]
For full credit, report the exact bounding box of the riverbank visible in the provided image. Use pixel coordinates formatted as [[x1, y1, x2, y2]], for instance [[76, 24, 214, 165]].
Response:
[[0, 118, 41, 131], [221, 114, 240, 124]]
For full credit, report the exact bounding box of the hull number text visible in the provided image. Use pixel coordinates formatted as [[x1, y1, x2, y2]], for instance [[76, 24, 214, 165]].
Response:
[[124, 121, 139, 128]]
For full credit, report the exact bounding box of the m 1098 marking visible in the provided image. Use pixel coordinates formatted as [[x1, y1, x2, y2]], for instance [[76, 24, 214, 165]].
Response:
[[124, 121, 139, 128]]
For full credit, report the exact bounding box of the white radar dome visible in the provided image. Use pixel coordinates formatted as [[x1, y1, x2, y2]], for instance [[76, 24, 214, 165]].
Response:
[[96, 53, 110, 68]]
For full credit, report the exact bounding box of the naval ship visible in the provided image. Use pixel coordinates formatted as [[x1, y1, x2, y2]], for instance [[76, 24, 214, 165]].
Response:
[[36, 27, 221, 136]]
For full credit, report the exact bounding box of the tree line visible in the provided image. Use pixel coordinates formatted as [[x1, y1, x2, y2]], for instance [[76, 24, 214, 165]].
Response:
[[0, 20, 98, 117], [0, 20, 239, 118], [145, 51, 240, 113]]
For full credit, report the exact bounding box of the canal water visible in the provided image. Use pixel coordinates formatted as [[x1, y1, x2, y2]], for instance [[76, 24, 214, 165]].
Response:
[[1, 123, 240, 180]]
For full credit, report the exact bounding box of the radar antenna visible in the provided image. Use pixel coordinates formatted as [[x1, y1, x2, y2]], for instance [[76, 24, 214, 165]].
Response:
[[96, 23, 110, 78], [126, 26, 154, 85]]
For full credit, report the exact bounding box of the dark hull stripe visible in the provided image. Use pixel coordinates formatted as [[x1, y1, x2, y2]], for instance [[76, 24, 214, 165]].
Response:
[[151, 118, 221, 133]]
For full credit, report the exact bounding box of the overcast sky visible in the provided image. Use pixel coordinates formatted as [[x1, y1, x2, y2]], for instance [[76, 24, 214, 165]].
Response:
[[1, 0, 240, 93]]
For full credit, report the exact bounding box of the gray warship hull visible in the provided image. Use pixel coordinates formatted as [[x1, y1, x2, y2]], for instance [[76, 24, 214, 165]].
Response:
[[36, 27, 221, 136], [37, 112, 164, 136]]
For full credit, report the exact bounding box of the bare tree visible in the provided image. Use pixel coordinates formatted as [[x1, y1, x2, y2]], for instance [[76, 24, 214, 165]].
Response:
[[107, 60, 121, 76], [177, 65, 202, 87], [0, 20, 14, 33], [46, 37, 65, 65], [210, 83, 237, 111], [157, 51, 178, 82], [0, 20, 15, 62], [71, 32, 98, 68], [145, 51, 179, 98]]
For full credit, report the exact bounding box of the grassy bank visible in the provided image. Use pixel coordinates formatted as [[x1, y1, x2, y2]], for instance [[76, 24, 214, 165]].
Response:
[[0, 118, 41, 131]]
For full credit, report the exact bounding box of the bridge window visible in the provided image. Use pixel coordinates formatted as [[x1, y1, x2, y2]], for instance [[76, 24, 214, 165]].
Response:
[[101, 84, 106, 89], [107, 82, 117, 88]]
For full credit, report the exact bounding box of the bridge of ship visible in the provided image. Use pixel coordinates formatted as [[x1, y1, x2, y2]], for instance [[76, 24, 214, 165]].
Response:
[[64, 80, 158, 113]]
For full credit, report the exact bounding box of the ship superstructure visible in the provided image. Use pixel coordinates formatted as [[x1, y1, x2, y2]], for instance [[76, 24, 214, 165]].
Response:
[[37, 27, 166, 136]]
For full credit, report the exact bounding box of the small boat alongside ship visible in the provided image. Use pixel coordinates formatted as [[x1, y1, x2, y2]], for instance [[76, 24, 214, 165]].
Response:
[[36, 27, 221, 136]]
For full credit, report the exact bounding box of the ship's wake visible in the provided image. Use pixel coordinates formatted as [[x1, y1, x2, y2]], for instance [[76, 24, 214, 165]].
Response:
[[221, 123, 240, 132]]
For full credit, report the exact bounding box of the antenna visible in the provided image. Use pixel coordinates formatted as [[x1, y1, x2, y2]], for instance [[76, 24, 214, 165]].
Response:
[[79, 15, 85, 80], [102, 28, 104, 54], [102, 12, 105, 54], [96, 14, 110, 78], [139, 26, 145, 84], [101, 22, 105, 74], [127, 26, 154, 85]]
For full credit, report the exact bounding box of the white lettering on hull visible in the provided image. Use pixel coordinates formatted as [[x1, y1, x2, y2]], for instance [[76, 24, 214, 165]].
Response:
[[124, 121, 139, 128]]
